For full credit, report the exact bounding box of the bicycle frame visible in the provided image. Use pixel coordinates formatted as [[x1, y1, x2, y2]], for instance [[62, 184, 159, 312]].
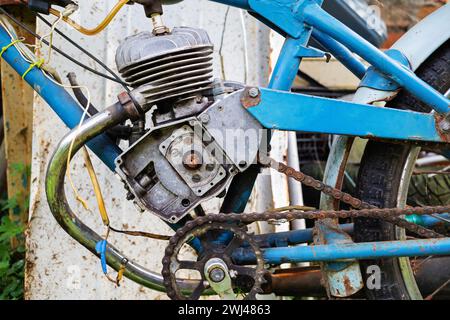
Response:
[[0, 0, 449, 293]]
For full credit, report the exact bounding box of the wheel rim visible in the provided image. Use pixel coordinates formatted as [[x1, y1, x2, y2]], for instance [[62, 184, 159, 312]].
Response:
[[396, 146, 423, 300]]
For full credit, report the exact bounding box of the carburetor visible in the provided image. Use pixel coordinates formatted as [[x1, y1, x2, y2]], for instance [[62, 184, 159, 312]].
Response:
[[114, 27, 263, 223]]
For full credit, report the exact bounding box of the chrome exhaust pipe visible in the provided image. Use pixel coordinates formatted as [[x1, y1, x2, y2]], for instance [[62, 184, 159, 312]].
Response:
[[45, 97, 202, 294]]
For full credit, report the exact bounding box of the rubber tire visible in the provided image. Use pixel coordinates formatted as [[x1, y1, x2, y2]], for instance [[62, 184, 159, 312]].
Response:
[[408, 173, 450, 206], [355, 41, 450, 300]]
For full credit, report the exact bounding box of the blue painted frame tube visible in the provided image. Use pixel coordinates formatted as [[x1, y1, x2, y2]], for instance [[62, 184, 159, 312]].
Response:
[[252, 223, 354, 247], [269, 35, 313, 90], [234, 237, 450, 265], [302, 2, 450, 114], [0, 27, 121, 170], [248, 88, 444, 143], [311, 29, 367, 80]]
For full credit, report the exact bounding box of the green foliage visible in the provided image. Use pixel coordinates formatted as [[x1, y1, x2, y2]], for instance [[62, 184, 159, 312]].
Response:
[[0, 215, 25, 300], [0, 162, 30, 300]]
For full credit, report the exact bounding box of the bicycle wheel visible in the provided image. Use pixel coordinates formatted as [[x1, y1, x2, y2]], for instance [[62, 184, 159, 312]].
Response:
[[354, 41, 450, 300]]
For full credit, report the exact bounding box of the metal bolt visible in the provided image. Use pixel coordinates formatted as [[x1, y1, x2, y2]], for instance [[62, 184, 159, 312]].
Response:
[[440, 119, 450, 133], [183, 151, 202, 170], [171, 148, 180, 157], [199, 113, 210, 124], [248, 87, 260, 98], [209, 267, 226, 283]]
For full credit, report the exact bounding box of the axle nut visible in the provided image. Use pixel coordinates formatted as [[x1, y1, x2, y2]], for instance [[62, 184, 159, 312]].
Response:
[[209, 267, 226, 283]]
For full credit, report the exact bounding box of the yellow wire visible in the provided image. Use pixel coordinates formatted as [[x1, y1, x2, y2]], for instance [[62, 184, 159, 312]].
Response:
[[49, 0, 130, 36], [36, 9, 64, 63], [116, 264, 126, 286], [82, 146, 110, 226], [65, 85, 92, 211]]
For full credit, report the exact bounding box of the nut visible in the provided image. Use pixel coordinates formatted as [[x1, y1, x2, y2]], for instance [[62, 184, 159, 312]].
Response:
[[199, 113, 210, 124], [209, 267, 226, 283]]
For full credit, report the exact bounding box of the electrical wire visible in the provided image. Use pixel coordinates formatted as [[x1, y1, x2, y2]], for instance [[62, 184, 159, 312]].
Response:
[[36, 5, 68, 64], [36, 13, 129, 92], [0, 5, 170, 287], [1, 10, 169, 241], [0, 6, 128, 86], [49, 0, 130, 36], [0, 13, 96, 214], [16, 0, 128, 91], [109, 226, 171, 241]]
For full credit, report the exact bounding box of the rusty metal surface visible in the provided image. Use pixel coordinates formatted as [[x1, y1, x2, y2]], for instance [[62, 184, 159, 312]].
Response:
[[264, 267, 325, 297], [1, 8, 35, 226], [434, 113, 450, 143], [240, 87, 261, 108]]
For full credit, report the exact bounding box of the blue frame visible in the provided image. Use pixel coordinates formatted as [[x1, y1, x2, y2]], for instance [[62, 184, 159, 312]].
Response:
[[247, 88, 445, 142], [0, 0, 449, 269]]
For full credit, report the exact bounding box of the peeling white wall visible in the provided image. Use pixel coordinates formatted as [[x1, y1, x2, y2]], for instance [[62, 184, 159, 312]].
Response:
[[25, 0, 272, 299]]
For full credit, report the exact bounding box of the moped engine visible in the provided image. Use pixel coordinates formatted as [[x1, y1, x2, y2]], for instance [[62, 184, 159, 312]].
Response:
[[114, 27, 263, 223]]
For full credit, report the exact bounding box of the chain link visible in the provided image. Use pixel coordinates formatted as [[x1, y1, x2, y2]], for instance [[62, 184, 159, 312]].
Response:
[[166, 156, 448, 252], [162, 156, 449, 299], [265, 157, 445, 238]]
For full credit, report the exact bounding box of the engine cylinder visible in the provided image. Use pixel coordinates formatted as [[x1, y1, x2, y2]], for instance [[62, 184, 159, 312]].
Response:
[[115, 27, 214, 109]]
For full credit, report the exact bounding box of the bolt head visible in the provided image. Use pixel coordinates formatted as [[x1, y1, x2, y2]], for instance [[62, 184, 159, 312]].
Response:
[[248, 87, 260, 98], [209, 267, 226, 283], [183, 151, 202, 170], [440, 120, 450, 133], [199, 113, 210, 124]]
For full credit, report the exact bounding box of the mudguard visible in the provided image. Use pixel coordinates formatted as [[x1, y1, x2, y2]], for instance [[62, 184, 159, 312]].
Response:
[[356, 4, 450, 102], [392, 3, 450, 72]]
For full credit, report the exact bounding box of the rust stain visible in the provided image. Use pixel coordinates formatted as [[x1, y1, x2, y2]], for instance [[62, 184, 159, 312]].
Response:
[[343, 275, 354, 296], [240, 87, 261, 109], [434, 113, 450, 143]]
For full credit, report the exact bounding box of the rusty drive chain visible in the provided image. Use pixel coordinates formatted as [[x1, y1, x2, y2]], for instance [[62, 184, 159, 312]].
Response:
[[162, 156, 448, 299], [263, 156, 445, 239]]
